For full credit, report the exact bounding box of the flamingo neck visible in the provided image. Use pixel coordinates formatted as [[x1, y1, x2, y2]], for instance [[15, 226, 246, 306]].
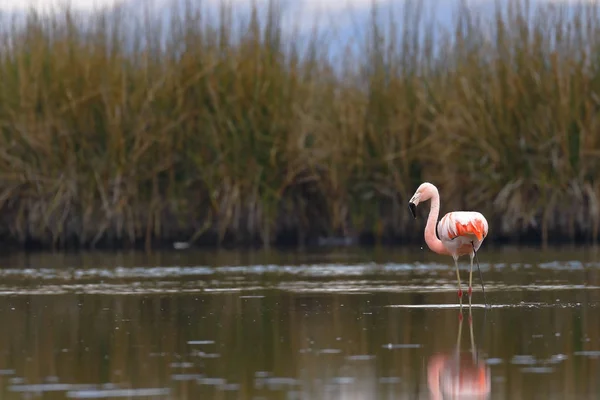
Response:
[[424, 190, 450, 255]]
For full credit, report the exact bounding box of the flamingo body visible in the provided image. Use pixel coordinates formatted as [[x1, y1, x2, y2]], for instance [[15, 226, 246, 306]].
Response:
[[428, 353, 490, 399], [438, 211, 488, 257]]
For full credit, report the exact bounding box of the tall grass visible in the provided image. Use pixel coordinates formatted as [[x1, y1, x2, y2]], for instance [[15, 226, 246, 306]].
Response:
[[0, 0, 599, 249]]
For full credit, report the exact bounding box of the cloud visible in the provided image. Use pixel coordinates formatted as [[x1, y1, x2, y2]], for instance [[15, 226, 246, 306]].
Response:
[[0, 0, 125, 12], [300, 0, 388, 12], [199, 0, 393, 19]]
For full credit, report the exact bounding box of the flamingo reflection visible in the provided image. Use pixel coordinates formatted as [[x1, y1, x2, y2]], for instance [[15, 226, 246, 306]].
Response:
[[427, 306, 490, 399]]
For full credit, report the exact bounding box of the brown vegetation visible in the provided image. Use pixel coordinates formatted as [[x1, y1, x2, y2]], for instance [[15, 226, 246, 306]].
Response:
[[0, 0, 599, 250]]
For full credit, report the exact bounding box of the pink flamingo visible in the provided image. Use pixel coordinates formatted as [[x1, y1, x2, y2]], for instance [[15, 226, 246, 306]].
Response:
[[408, 182, 488, 312], [427, 303, 491, 399]]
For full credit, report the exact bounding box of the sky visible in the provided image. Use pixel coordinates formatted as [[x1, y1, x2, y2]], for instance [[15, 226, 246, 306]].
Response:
[[0, 0, 589, 26], [0, 0, 593, 78], [0, 0, 586, 15], [0, 0, 593, 55], [0, 0, 125, 12]]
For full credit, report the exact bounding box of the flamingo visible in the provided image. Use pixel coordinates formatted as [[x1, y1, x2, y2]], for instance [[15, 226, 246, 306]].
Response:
[[408, 182, 488, 312], [427, 303, 491, 399]]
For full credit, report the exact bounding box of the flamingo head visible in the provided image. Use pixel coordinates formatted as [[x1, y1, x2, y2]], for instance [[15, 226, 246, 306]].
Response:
[[408, 182, 438, 219]]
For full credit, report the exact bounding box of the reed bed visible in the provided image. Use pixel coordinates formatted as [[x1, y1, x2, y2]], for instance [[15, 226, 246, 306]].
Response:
[[0, 0, 599, 249]]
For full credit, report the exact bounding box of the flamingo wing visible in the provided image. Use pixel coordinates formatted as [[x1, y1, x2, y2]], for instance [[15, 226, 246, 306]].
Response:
[[437, 211, 488, 243]]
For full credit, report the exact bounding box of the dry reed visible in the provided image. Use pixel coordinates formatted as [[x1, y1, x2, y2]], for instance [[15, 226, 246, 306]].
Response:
[[0, 0, 598, 249]]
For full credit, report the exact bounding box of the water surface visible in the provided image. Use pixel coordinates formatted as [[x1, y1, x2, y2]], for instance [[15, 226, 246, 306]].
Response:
[[0, 246, 598, 399]]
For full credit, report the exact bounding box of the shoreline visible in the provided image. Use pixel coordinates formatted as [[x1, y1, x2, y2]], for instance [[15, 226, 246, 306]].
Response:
[[0, 227, 593, 253]]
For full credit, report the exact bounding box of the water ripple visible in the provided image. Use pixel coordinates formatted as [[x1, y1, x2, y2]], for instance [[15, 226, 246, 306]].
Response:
[[66, 388, 171, 398], [0, 259, 594, 283], [0, 260, 593, 296]]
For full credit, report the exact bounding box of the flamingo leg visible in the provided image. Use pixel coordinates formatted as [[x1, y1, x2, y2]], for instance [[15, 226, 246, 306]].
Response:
[[456, 311, 463, 351], [468, 252, 474, 308], [469, 304, 476, 362], [454, 256, 463, 316], [471, 241, 488, 306]]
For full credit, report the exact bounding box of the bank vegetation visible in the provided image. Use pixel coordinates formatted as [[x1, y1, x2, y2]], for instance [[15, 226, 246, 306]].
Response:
[[0, 0, 598, 249]]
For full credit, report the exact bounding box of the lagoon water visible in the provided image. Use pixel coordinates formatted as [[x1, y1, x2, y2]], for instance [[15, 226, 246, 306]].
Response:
[[0, 246, 598, 399]]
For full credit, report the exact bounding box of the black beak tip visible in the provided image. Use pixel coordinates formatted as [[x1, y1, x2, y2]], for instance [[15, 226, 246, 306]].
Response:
[[408, 202, 417, 219]]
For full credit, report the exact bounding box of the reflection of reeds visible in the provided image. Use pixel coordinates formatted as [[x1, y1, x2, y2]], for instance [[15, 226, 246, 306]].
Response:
[[0, 1, 600, 249], [0, 290, 598, 398]]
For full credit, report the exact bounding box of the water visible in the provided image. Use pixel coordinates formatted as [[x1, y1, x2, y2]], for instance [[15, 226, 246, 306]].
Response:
[[0, 246, 599, 399]]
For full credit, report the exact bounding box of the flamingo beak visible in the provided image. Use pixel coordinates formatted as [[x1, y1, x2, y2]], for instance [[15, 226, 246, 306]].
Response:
[[408, 202, 417, 219], [408, 192, 420, 219]]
